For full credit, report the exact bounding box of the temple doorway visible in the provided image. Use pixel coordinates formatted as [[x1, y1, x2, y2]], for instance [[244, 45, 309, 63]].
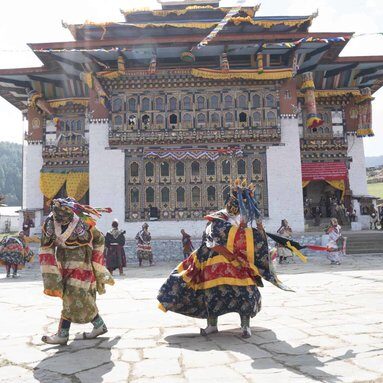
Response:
[[303, 180, 349, 228]]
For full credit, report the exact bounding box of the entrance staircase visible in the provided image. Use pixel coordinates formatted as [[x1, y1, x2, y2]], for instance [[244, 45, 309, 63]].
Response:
[[345, 231, 383, 255]]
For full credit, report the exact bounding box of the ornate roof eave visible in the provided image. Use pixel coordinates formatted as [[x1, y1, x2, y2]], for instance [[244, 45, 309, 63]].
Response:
[[121, 5, 259, 18], [297, 89, 361, 98], [96, 67, 293, 81], [63, 15, 316, 39]]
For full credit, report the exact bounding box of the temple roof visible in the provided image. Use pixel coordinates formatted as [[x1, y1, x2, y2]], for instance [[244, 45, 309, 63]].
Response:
[[0, 3, 383, 112]]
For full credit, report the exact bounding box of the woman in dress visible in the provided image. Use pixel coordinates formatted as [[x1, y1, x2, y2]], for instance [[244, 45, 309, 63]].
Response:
[[158, 180, 291, 339]]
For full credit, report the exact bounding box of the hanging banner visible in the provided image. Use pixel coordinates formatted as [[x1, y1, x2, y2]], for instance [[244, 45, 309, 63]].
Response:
[[192, 6, 242, 51]]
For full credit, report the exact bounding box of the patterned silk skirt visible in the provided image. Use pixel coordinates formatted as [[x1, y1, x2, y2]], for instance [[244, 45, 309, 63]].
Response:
[[158, 227, 264, 319]]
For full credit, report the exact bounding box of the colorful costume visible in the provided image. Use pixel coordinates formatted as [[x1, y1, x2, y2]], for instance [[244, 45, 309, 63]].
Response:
[[181, 230, 194, 259], [276, 220, 293, 263], [0, 233, 34, 278], [158, 180, 291, 338], [105, 222, 126, 275], [326, 219, 345, 265], [39, 198, 114, 345], [135, 224, 153, 266]]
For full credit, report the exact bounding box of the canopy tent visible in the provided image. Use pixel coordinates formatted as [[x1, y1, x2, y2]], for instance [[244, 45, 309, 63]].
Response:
[[302, 162, 348, 200]]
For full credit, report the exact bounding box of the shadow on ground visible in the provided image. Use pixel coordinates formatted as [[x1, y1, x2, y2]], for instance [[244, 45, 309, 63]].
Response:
[[165, 327, 342, 383], [33, 336, 121, 383]]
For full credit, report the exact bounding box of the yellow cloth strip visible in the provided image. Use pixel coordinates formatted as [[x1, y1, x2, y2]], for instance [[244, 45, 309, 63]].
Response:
[[286, 241, 308, 263], [297, 89, 361, 98], [40, 173, 67, 200], [191, 68, 293, 80], [192, 277, 255, 290], [158, 303, 167, 312], [227, 226, 237, 254], [48, 98, 89, 108], [356, 128, 374, 137], [66, 172, 89, 202], [231, 16, 312, 28]]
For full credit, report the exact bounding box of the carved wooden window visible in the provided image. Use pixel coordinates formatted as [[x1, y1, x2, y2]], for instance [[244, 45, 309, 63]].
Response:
[[76, 120, 82, 131], [206, 161, 215, 175], [252, 94, 261, 108], [155, 114, 164, 127], [169, 114, 178, 125], [197, 113, 206, 126], [207, 186, 216, 202], [265, 94, 275, 108], [211, 112, 220, 124], [142, 97, 150, 111], [224, 95, 233, 108], [237, 159, 246, 175], [222, 160, 231, 175], [130, 162, 139, 177], [161, 187, 170, 203], [169, 97, 177, 111], [177, 187, 185, 202], [266, 111, 277, 127], [183, 96, 192, 110], [183, 113, 192, 128], [191, 161, 200, 176], [71, 120, 76, 130], [238, 95, 247, 109], [130, 188, 139, 203], [192, 186, 201, 204], [145, 162, 154, 177], [210, 95, 219, 109], [176, 162, 185, 176], [128, 98, 137, 112], [252, 112, 261, 126], [155, 97, 164, 110], [142, 114, 150, 126], [224, 112, 234, 128], [146, 187, 154, 203], [160, 162, 170, 177], [128, 115, 136, 128], [239, 112, 247, 123], [114, 115, 123, 126], [254, 185, 262, 204], [197, 96, 205, 109], [112, 98, 122, 112], [252, 159, 261, 175]]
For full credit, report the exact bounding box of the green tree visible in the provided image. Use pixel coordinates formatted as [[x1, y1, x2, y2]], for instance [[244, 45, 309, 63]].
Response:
[[0, 142, 22, 206]]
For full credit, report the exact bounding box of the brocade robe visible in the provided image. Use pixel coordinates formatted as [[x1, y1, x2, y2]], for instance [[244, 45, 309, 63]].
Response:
[[39, 215, 114, 323]]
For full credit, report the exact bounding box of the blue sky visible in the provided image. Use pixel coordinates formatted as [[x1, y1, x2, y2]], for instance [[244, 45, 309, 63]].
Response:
[[0, 0, 382, 155]]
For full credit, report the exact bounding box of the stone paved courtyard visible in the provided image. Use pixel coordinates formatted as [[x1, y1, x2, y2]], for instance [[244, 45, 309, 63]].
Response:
[[0, 253, 383, 383]]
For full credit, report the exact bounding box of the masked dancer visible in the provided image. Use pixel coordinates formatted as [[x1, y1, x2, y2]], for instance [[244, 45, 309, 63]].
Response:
[[158, 180, 291, 338], [39, 198, 114, 345]]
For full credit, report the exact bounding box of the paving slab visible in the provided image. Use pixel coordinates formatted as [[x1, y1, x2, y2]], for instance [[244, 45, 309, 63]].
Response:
[[0, 254, 382, 382]]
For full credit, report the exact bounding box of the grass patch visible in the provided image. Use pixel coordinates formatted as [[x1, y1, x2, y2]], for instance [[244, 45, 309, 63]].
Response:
[[367, 182, 383, 199]]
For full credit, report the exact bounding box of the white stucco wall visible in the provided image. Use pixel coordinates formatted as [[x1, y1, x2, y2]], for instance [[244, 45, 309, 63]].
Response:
[[89, 121, 126, 234], [348, 135, 368, 196], [266, 117, 304, 232], [23, 143, 43, 210]]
